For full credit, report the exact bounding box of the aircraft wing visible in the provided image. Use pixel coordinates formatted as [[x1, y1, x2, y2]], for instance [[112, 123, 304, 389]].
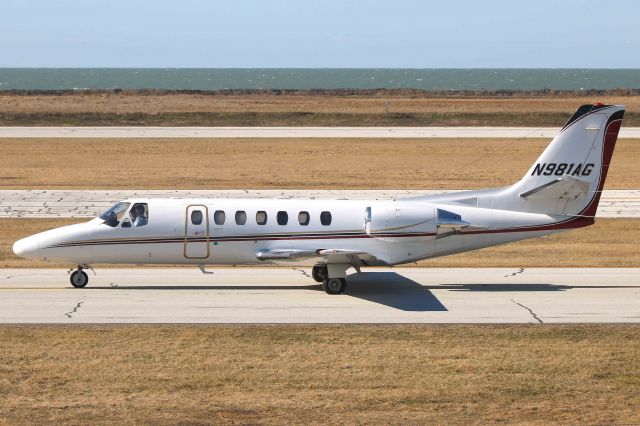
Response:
[[256, 248, 380, 266]]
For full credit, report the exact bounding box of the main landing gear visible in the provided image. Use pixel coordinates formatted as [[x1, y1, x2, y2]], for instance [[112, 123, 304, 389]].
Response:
[[70, 266, 89, 288], [312, 265, 327, 283], [324, 277, 347, 295], [312, 264, 348, 295]]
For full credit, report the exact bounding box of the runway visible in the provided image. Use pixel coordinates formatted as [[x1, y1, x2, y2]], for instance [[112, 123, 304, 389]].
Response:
[[1, 189, 639, 218], [2, 126, 640, 138], [1, 268, 638, 324]]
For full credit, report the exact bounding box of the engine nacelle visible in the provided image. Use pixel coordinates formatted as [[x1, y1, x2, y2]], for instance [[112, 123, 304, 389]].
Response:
[[365, 203, 436, 242]]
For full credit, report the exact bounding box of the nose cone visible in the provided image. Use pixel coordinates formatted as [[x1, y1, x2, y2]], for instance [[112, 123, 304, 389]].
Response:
[[13, 236, 39, 260]]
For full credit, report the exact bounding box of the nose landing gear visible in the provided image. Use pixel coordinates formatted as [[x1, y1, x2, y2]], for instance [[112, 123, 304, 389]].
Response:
[[70, 266, 90, 288]]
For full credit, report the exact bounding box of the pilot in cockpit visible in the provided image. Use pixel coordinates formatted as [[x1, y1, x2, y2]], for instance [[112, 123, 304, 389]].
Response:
[[130, 204, 148, 227]]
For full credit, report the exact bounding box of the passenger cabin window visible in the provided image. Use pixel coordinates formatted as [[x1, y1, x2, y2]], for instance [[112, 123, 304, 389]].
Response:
[[99, 202, 130, 227], [320, 211, 332, 226], [127, 203, 149, 227], [191, 210, 203, 225], [256, 211, 267, 225], [277, 211, 288, 225], [214, 210, 226, 225], [235, 210, 247, 225], [298, 211, 310, 226]]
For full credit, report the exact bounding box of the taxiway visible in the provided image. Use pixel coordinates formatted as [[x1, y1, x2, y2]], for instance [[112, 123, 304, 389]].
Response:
[[1, 189, 638, 218], [1, 267, 638, 324]]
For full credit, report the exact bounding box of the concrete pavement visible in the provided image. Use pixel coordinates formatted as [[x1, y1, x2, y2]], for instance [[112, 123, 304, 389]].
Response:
[[1, 189, 639, 218], [1, 267, 638, 324], [2, 126, 640, 138]]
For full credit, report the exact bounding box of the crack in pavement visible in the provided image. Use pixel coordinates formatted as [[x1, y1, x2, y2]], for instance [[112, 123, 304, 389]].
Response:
[[65, 301, 84, 319], [511, 299, 543, 324], [292, 268, 311, 278], [505, 267, 525, 278]]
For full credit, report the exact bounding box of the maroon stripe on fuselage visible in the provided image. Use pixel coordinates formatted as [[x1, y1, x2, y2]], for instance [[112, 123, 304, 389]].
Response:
[[46, 224, 565, 249]]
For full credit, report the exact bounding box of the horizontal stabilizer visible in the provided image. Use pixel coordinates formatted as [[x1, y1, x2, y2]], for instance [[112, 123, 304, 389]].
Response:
[[436, 208, 485, 239], [436, 208, 469, 229], [520, 175, 590, 200]]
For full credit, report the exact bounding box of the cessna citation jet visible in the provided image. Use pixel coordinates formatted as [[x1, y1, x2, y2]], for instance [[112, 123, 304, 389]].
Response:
[[13, 104, 624, 294]]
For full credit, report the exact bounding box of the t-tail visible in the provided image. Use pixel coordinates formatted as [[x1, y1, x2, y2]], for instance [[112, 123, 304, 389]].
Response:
[[502, 103, 624, 220]]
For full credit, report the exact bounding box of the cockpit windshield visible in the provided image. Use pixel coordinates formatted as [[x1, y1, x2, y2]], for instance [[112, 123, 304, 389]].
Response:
[[99, 202, 131, 227]]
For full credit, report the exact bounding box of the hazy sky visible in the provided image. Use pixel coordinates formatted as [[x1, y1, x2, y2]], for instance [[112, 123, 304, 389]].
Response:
[[1, 0, 639, 68]]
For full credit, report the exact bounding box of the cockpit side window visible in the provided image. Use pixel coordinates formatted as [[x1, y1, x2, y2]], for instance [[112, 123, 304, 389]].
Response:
[[129, 203, 149, 227], [99, 202, 131, 227]]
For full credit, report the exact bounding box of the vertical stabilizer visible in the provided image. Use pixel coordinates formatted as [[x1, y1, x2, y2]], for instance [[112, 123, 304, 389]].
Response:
[[509, 104, 624, 218]]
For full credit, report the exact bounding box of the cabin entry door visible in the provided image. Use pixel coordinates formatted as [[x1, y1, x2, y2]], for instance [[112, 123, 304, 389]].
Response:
[[184, 205, 210, 259]]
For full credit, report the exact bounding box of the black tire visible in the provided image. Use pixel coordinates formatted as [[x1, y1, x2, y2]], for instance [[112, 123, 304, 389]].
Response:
[[70, 270, 89, 288], [323, 277, 346, 295], [312, 265, 327, 283]]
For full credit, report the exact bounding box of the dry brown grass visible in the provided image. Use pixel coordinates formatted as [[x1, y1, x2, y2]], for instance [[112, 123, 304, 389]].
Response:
[[0, 325, 639, 424], [3, 93, 640, 114], [2, 93, 639, 126], [0, 137, 638, 190], [2, 218, 638, 268]]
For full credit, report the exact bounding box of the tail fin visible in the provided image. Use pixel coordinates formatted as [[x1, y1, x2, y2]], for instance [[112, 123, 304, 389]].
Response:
[[510, 103, 624, 218]]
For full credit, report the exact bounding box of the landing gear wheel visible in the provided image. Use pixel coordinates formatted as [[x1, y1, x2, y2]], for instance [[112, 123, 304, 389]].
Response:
[[312, 265, 327, 283], [70, 270, 89, 288], [323, 277, 347, 295]]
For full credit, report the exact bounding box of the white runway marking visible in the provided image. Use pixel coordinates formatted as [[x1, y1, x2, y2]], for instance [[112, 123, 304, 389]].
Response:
[[1, 189, 639, 218], [1, 268, 638, 324], [1, 126, 640, 138]]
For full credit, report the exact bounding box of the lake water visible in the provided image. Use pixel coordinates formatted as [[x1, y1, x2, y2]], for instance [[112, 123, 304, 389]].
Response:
[[0, 68, 639, 91]]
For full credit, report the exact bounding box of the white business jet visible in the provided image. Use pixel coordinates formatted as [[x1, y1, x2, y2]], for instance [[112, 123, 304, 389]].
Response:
[[13, 104, 624, 294]]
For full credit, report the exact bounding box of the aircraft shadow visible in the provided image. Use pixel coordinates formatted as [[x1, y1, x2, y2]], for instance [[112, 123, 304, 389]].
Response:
[[343, 272, 447, 312], [85, 272, 639, 312], [87, 271, 447, 312]]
